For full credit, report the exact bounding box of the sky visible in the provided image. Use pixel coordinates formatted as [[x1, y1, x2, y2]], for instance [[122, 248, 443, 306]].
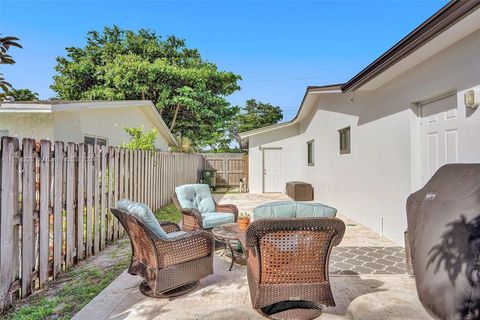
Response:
[[1, 0, 447, 121]]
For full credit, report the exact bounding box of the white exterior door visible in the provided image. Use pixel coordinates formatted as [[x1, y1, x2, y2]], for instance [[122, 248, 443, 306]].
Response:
[[420, 93, 459, 185], [263, 148, 283, 193]]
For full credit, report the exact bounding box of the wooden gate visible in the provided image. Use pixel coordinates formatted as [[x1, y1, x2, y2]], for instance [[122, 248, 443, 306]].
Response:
[[202, 153, 247, 187]]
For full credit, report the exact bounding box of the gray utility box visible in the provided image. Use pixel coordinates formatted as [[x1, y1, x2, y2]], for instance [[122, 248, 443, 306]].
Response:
[[286, 181, 314, 201]]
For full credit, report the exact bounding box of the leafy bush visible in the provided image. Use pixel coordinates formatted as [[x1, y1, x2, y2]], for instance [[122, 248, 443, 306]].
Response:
[[122, 126, 158, 151]]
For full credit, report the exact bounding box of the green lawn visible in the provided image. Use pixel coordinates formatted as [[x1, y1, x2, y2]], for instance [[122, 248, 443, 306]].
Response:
[[154, 203, 182, 223]]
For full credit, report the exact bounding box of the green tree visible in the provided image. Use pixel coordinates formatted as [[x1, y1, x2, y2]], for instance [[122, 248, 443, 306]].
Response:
[[51, 26, 241, 148], [171, 136, 195, 153], [234, 99, 283, 144], [0, 35, 22, 94], [8, 88, 39, 101], [122, 126, 158, 151]]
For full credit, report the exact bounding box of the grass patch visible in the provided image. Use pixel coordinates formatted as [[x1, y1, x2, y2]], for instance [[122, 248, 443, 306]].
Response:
[[3, 240, 130, 320], [154, 203, 181, 223]]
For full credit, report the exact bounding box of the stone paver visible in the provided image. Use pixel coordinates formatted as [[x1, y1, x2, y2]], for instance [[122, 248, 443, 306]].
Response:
[[73, 193, 432, 320]]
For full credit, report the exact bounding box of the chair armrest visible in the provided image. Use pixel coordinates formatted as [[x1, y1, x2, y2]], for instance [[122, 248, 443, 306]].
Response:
[[215, 202, 238, 221], [154, 230, 214, 268], [159, 221, 181, 234], [181, 208, 204, 230]]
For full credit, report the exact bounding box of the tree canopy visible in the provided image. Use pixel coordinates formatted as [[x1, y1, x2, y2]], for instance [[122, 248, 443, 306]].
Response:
[[8, 88, 39, 101], [236, 99, 283, 134], [51, 26, 241, 148]]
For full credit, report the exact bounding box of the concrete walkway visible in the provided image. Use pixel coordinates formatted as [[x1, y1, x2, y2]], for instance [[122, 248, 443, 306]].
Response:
[[73, 193, 432, 320]]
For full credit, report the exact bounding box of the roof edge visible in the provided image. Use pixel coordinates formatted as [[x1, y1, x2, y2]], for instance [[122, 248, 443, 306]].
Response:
[[238, 84, 343, 139], [341, 0, 480, 93]]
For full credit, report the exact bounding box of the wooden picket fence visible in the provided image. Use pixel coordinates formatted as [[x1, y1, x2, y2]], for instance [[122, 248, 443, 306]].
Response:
[[0, 137, 204, 312]]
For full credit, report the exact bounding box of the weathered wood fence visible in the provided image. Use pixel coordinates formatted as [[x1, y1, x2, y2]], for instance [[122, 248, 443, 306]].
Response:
[[202, 153, 247, 187], [0, 137, 203, 311]]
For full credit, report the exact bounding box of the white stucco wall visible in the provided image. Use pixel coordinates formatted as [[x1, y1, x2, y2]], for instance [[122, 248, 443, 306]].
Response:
[[53, 106, 170, 150], [0, 113, 54, 141], [248, 28, 480, 244]]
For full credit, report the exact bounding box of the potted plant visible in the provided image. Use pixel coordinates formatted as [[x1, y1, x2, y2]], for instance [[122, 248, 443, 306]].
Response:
[[237, 212, 251, 230]]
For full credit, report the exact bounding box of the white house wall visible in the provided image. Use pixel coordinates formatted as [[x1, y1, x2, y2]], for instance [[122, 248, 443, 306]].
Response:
[[0, 113, 54, 141], [248, 28, 480, 244], [53, 106, 170, 150]]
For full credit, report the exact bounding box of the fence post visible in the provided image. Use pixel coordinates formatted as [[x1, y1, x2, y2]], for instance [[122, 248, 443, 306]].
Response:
[[0, 137, 18, 311], [65, 143, 76, 268], [85, 144, 93, 257], [93, 145, 100, 254], [53, 141, 64, 278], [100, 146, 107, 250], [38, 140, 51, 286], [76, 144, 86, 261], [21, 139, 35, 298]]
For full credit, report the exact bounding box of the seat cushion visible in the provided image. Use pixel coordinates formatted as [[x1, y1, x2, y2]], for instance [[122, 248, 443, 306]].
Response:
[[253, 201, 337, 219], [175, 184, 216, 214], [201, 212, 235, 229], [116, 199, 168, 239]]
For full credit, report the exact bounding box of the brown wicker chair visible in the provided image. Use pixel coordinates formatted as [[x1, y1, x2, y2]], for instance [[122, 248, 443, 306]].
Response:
[[111, 208, 215, 297], [244, 218, 346, 319], [172, 192, 238, 231]]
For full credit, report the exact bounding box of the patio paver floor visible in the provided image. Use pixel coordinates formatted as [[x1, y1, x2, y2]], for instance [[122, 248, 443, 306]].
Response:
[[72, 193, 432, 320]]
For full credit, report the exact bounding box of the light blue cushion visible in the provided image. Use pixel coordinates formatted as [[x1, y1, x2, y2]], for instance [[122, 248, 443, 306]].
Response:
[[253, 201, 297, 219], [202, 212, 235, 229], [116, 199, 168, 239], [175, 184, 216, 214], [166, 231, 187, 239], [253, 201, 337, 220], [295, 203, 337, 218]]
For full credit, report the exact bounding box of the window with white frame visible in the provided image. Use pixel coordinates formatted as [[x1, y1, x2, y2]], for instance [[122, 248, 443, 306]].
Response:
[[338, 127, 351, 154], [84, 136, 108, 146], [307, 140, 314, 166]]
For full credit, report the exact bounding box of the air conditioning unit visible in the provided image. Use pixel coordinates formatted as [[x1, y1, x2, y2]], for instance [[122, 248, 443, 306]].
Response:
[[464, 89, 480, 109]]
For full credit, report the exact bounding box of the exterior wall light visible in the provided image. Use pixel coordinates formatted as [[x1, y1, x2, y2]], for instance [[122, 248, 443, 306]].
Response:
[[464, 89, 480, 109]]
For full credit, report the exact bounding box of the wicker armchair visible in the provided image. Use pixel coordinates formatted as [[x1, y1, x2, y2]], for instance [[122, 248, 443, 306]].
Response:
[[172, 185, 238, 231], [245, 218, 345, 319], [111, 208, 215, 297]]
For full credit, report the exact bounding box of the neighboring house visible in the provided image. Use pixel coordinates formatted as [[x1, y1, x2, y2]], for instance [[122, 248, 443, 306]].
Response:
[[239, 1, 480, 244], [0, 100, 178, 150]]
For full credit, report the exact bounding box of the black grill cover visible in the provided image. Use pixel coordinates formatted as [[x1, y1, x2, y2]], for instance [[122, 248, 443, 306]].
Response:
[[406, 164, 480, 320]]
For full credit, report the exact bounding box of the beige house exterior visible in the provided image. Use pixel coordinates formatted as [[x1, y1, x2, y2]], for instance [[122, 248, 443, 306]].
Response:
[[0, 100, 177, 150], [240, 2, 480, 244]]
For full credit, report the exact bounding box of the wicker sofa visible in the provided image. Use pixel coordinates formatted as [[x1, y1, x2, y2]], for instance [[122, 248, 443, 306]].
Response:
[[245, 201, 345, 319], [112, 199, 214, 297], [172, 184, 238, 231]]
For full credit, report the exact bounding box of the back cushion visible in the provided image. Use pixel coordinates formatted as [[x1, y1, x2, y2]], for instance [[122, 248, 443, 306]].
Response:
[[253, 201, 337, 219], [295, 203, 337, 218], [116, 199, 168, 239], [175, 184, 216, 214]]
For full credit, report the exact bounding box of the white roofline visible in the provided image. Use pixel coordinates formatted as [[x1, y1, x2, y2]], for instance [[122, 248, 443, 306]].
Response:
[[0, 104, 52, 113]]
